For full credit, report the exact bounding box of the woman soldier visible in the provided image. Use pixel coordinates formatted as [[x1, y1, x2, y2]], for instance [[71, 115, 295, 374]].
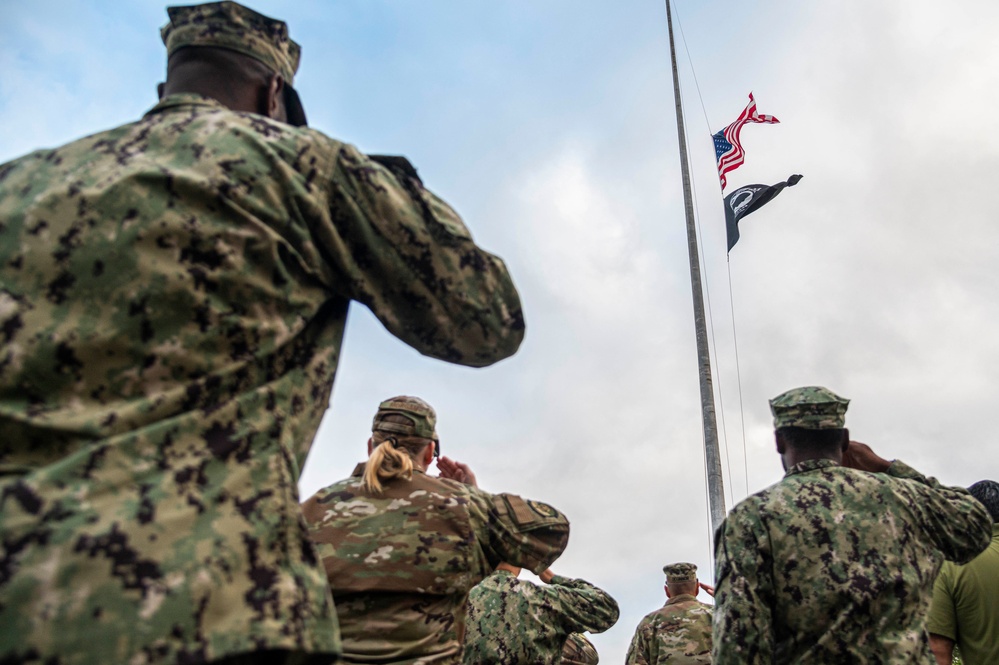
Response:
[[301, 396, 570, 664]]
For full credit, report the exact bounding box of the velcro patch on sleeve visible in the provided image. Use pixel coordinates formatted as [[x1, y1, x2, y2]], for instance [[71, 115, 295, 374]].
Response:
[[497, 494, 567, 530]]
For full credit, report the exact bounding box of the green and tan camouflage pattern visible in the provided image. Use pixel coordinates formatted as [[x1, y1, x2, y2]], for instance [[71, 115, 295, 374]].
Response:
[[462, 571, 619, 665], [769, 386, 849, 430], [161, 1, 301, 83], [625, 594, 712, 665], [373, 395, 438, 441], [0, 94, 524, 664], [713, 459, 993, 664], [559, 633, 599, 665], [302, 465, 569, 665], [662, 562, 697, 584]]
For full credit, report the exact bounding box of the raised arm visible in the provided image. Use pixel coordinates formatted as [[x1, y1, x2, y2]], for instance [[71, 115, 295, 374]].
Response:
[[325, 145, 524, 367], [843, 441, 992, 563], [891, 461, 992, 562], [542, 574, 620, 634], [469, 490, 570, 576]]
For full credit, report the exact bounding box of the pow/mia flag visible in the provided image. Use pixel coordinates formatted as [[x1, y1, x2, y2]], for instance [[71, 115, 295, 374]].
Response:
[[724, 174, 803, 252]]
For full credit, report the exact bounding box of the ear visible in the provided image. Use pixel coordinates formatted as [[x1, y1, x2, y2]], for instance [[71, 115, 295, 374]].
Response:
[[266, 74, 285, 120], [664, 584, 672, 598], [367, 437, 374, 455], [423, 442, 436, 466], [775, 431, 786, 455], [157, 82, 165, 100]]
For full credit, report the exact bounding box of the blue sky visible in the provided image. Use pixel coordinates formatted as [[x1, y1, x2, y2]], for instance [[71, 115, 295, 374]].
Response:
[[4, 0, 999, 659]]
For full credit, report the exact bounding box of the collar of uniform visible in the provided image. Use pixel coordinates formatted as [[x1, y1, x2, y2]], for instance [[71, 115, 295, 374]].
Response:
[[144, 92, 228, 117], [665, 593, 697, 606], [784, 458, 840, 478]]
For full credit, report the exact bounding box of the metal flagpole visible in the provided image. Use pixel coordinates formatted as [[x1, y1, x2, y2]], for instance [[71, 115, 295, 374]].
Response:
[[664, 0, 727, 534]]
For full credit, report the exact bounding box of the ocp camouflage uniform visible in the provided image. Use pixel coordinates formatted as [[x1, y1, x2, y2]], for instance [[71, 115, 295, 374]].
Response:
[[559, 633, 599, 665], [462, 570, 619, 665], [625, 594, 712, 665], [0, 5, 524, 664], [713, 460, 993, 663], [302, 466, 569, 665]]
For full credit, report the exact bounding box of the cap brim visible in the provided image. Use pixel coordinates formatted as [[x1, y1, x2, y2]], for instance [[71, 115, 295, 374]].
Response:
[[283, 85, 307, 127]]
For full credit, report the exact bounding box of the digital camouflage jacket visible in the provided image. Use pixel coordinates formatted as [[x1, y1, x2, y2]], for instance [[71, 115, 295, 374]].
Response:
[[712, 459, 993, 664], [0, 94, 524, 665], [462, 570, 619, 665]]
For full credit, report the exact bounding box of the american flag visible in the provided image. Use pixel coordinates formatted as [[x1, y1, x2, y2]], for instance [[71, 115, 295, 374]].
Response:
[[713, 93, 780, 190]]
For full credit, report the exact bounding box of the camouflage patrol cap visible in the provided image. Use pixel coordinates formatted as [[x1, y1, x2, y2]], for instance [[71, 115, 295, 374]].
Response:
[[770, 386, 850, 429], [663, 562, 697, 583], [161, 2, 301, 85], [372, 396, 439, 442]]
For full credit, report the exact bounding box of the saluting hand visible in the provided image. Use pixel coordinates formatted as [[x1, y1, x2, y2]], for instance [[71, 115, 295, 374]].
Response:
[[842, 441, 892, 473], [698, 582, 715, 598], [437, 456, 478, 488]]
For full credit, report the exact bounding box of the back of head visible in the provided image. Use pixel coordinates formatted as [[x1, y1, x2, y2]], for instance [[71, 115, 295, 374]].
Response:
[[775, 426, 848, 457], [159, 1, 307, 125], [363, 396, 438, 494], [770, 386, 850, 460], [161, 2, 300, 82], [371, 396, 438, 442], [664, 562, 698, 597], [770, 386, 849, 430], [164, 46, 275, 107], [968, 480, 999, 521]]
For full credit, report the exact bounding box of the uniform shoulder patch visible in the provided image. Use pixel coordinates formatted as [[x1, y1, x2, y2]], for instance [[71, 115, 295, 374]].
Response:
[[527, 499, 560, 519], [495, 493, 566, 530]]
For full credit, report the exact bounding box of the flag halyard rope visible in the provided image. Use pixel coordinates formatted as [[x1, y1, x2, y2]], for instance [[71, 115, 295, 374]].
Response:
[[672, 0, 752, 510]]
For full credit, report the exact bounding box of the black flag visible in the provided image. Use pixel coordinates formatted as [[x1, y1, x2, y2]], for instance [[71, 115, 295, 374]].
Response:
[[724, 174, 802, 252]]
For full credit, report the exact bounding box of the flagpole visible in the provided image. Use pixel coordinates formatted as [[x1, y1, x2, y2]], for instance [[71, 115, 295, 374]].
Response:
[[665, 0, 727, 534]]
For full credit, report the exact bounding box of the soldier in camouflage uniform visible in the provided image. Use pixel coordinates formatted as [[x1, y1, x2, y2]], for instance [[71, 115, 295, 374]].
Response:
[[0, 3, 525, 664], [625, 563, 713, 665], [558, 633, 599, 665], [462, 561, 619, 665], [301, 396, 570, 664], [712, 386, 994, 664]]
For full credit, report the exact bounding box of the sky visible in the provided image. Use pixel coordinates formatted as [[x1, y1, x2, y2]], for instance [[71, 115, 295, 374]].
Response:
[[3, 0, 999, 660]]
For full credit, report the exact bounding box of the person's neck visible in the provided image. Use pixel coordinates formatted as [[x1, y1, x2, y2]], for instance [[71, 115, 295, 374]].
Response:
[[161, 79, 256, 115], [782, 450, 841, 471]]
